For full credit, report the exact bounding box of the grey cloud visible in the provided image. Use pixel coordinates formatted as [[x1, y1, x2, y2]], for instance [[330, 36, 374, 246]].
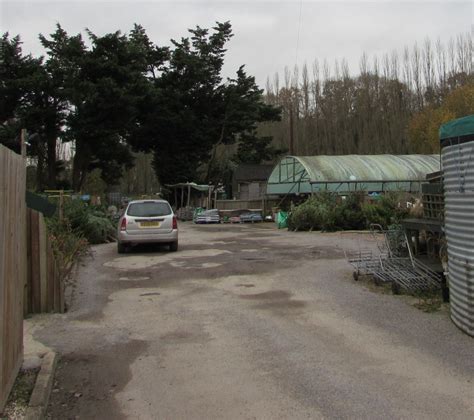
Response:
[[1, 1, 471, 86]]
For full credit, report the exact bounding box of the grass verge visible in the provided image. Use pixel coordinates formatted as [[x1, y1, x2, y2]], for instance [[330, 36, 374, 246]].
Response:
[[0, 368, 39, 420]]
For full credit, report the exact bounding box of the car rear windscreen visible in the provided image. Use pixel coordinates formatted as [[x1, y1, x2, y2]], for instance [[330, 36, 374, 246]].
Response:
[[127, 202, 172, 217]]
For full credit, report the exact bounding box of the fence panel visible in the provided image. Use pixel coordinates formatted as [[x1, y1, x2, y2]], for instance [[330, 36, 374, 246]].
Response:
[[26, 209, 64, 315], [0, 145, 26, 412]]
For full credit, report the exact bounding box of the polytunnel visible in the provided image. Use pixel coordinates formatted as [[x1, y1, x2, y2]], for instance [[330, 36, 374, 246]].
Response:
[[266, 155, 440, 195]]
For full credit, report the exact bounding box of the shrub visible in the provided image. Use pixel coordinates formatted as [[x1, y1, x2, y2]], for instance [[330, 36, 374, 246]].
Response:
[[334, 193, 366, 230], [288, 192, 410, 232], [45, 217, 89, 280], [287, 193, 337, 231], [57, 200, 116, 244], [44, 199, 116, 283], [362, 193, 410, 229]]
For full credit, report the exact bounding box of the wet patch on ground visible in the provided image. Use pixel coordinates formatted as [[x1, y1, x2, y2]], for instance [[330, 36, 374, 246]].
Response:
[[98, 235, 345, 301], [240, 289, 307, 313], [240, 290, 293, 300], [159, 329, 212, 344], [69, 228, 346, 325], [103, 248, 231, 270], [47, 340, 147, 420]]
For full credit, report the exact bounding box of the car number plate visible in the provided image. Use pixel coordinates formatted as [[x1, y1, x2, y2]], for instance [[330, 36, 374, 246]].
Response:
[[140, 221, 160, 228]]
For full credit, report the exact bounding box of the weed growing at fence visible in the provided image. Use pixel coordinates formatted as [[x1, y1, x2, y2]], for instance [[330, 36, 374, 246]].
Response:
[[0, 368, 39, 419], [46, 217, 89, 281], [412, 290, 444, 313]]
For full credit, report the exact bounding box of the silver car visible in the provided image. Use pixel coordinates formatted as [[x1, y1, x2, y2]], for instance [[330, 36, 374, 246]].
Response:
[[117, 199, 178, 253]]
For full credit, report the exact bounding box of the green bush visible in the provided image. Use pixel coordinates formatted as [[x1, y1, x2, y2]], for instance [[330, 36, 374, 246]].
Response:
[[334, 193, 366, 230], [287, 193, 337, 231], [60, 200, 116, 244], [362, 193, 409, 229], [44, 199, 115, 282], [288, 192, 410, 232]]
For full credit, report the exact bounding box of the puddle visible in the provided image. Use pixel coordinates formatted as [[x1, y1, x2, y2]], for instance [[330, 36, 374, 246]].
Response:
[[169, 261, 223, 269], [240, 289, 307, 311], [240, 290, 292, 300]]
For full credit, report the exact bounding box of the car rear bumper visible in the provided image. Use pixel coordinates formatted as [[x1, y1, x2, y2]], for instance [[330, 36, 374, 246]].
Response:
[[117, 229, 178, 245]]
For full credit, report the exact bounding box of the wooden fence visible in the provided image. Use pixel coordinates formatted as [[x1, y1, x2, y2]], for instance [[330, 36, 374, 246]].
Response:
[[0, 144, 27, 412], [26, 209, 64, 314]]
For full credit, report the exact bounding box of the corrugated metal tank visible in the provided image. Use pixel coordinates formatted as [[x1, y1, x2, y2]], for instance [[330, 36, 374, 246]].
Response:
[[441, 115, 474, 336]]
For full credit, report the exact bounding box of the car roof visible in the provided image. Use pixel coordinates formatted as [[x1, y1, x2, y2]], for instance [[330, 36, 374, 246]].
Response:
[[127, 199, 170, 205]]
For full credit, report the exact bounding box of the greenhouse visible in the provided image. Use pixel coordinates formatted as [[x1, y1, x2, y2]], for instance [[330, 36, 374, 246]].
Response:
[[266, 155, 440, 195]]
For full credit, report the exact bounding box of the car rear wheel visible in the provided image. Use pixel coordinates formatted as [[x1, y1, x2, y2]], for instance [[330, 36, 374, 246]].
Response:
[[117, 242, 127, 254], [169, 241, 178, 252]]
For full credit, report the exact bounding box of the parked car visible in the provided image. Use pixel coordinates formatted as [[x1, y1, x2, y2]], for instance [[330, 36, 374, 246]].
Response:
[[117, 199, 178, 253]]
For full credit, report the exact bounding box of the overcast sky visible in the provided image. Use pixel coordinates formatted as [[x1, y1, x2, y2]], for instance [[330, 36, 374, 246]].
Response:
[[1, 1, 472, 86]]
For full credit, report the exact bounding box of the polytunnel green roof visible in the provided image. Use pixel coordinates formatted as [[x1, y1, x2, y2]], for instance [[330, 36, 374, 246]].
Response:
[[267, 155, 440, 195], [295, 155, 440, 182]]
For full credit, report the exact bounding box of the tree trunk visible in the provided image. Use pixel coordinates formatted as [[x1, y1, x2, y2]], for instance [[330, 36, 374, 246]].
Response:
[[289, 108, 294, 155], [36, 142, 46, 191], [46, 132, 57, 189], [72, 141, 88, 192], [206, 121, 226, 182]]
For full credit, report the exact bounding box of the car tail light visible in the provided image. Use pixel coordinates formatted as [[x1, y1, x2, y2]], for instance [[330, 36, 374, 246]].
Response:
[[120, 218, 127, 231], [172, 215, 178, 229]]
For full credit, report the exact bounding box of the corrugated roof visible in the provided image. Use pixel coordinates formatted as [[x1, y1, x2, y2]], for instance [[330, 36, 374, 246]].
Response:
[[296, 155, 440, 182]]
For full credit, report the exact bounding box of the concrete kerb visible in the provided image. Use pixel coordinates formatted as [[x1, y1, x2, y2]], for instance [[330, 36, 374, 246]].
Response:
[[24, 352, 58, 420]]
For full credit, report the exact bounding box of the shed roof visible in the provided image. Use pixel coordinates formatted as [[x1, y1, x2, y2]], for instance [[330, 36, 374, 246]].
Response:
[[233, 164, 274, 182], [166, 182, 210, 192]]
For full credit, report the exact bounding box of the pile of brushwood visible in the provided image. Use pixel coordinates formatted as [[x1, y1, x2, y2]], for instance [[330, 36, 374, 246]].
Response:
[[45, 200, 116, 279], [287, 192, 409, 232]]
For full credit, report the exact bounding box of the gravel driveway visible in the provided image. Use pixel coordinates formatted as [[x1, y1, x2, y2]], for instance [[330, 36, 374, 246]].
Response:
[[36, 222, 473, 419]]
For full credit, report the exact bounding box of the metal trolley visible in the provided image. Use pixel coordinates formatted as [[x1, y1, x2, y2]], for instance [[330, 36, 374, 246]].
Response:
[[344, 225, 442, 293], [343, 225, 389, 281]]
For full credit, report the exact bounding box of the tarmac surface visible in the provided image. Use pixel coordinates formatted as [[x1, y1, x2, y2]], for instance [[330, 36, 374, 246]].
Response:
[[34, 222, 473, 419]]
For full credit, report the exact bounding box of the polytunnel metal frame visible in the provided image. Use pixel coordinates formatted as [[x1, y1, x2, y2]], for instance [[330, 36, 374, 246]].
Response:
[[266, 155, 441, 195], [308, 180, 425, 194]]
